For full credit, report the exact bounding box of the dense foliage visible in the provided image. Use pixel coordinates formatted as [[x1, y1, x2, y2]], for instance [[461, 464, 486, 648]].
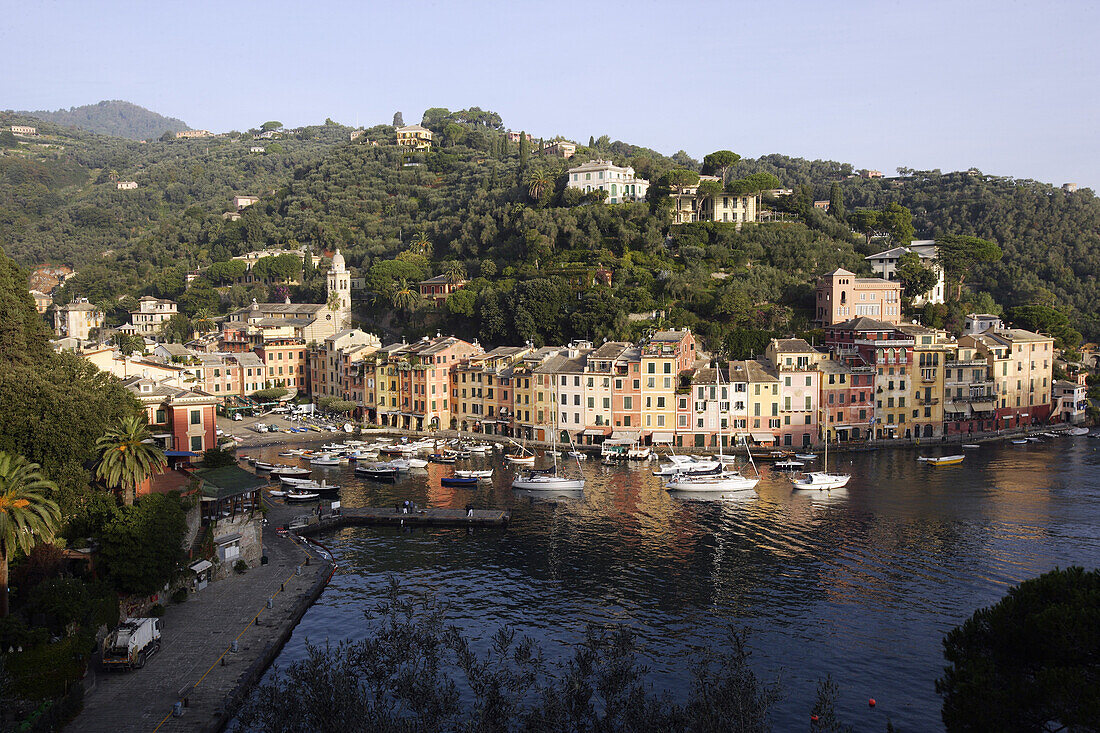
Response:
[[3, 107, 1099, 345], [15, 99, 190, 140], [238, 578, 856, 733], [936, 566, 1100, 732]]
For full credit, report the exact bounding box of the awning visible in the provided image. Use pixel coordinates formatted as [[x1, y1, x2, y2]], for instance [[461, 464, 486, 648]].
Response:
[[972, 401, 995, 412], [189, 559, 213, 573], [610, 431, 639, 442], [214, 532, 241, 545], [751, 432, 775, 443], [164, 450, 200, 457], [650, 432, 674, 444], [943, 401, 963, 413], [583, 427, 610, 436]]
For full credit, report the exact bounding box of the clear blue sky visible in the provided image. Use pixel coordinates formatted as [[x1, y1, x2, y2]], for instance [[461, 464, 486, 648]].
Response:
[[4, 0, 1098, 188]]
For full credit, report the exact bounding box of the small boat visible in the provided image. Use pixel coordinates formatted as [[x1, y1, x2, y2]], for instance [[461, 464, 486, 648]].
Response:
[[962, 444, 980, 449], [627, 446, 653, 461], [268, 489, 287, 497], [468, 444, 491, 453], [1011, 439, 1029, 445], [321, 442, 347, 451], [665, 472, 759, 496], [774, 460, 805, 471], [355, 463, 399, 481], [505, 454, 535, 465], [290, 480, 340, 494], [790, 472, 851, 489], [278, 451, 298, 457], [441, 476, 478, 487], [918, 455, 965, 466], [790, 419, 849, 490], [310, 454, 341, 466], [429, 453, 457, 464], [405, 457, 428, 469], [566, 450, 587, 460], [253, 461, 277, 471], [455, 469, 493, 479], [1067, 426, 1089, 436], [512, 469, 584, 491], [794, 453, 818, 461], [269, 466, 311, 477], [284, 491, 320, 502]]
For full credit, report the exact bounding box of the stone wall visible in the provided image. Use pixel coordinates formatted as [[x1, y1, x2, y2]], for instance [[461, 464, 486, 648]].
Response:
[[210, 512, 263, 581]]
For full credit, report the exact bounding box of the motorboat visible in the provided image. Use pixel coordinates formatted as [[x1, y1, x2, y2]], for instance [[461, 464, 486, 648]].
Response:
[[918, 455, 965, 466], [253, 461, 277, 471], [441, 476, 478, 487], [774, 460, 805, 471], [1067, 426, 1089, 436], [355, 463, 399, 481], [962, 444, 981, 449], [627, 445, 653, 461], [429, 453, 457, 464], [269, 466, 312, 477], [652, 459, 722, 477], [455, 469, 493, 479], [346, 450, 378, 461], [468, 443, 491, 453], [321, 442, 347, 451], [290, 480, 340, 494], [405, 457, 428, 469], [1011, 439, 1029, 445], [310, 454, 341, 466], [284, 490, 320, 502], [794, 453, 818, 461]]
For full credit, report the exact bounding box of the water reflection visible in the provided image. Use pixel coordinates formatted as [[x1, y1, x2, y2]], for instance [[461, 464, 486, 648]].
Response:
[[245, 437, 1100, 730]]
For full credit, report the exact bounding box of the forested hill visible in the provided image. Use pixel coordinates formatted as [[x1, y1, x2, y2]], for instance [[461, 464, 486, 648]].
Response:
[[3, 105, 1100, 345], [14, 100, 190, 140]]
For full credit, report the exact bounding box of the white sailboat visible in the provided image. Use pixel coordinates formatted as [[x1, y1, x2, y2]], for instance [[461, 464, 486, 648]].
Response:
[[512, 409, 585, 492], [666, 365, 758, 499], [790, 416, 850, 490]]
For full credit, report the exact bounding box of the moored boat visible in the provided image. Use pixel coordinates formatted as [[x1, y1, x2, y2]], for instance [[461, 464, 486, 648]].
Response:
[[918, 454, 965, 466], [455, 469, 493, 479], [441, 476, 478, 487]]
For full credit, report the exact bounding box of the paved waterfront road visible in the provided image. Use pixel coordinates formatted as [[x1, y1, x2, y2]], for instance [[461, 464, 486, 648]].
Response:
[[70, 504, 327, 733]]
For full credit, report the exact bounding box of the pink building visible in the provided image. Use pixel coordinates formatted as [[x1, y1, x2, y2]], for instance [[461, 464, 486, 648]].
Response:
[[815, 268, 903, 326]]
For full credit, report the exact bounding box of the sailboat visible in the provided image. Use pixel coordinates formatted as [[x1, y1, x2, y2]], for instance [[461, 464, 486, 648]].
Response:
[[512, 411, 585, 492], [666, 365, 759, 498], [504, 437, 536, 465], [790, 415, 850, 490]]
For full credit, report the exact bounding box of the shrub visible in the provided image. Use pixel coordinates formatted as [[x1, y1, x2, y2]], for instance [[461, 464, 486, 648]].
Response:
[[234, 559, 249, 574], [148, 604, 165, 618], [171, 588, 188, 604]]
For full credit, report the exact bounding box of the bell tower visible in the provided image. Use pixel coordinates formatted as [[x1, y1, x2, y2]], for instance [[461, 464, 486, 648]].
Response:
[[326, 249, 351, 328]]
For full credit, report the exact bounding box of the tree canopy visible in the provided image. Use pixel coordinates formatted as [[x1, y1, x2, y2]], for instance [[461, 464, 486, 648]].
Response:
[[936, 567, 1100, 732]]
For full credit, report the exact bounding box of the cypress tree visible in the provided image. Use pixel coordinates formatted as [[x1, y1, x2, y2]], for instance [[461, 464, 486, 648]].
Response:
[[829, 183, 846, 221], [518, 132, 529, 171]]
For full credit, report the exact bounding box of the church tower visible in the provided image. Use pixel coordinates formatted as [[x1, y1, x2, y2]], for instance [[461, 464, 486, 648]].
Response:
[[326, 249, 351, 329]]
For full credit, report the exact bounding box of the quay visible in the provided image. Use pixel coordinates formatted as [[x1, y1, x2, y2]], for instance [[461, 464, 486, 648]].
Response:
[[291, 506, 511, 536], [68, 500, 332, 733]]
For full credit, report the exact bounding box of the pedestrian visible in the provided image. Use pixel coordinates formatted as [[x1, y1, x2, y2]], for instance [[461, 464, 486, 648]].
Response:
[[465, 504, 474, 518]]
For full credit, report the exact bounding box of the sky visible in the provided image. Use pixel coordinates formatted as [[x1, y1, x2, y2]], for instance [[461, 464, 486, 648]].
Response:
[[3, 0, 1099, 189]]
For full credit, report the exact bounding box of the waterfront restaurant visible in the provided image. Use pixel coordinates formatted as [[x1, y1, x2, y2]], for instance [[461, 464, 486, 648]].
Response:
[[194, 465, 264, 523]]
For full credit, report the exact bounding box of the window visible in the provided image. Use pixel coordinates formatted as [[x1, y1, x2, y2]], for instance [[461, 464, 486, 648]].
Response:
[[190, 409, 201, 425], [190, 435, 203, 452]]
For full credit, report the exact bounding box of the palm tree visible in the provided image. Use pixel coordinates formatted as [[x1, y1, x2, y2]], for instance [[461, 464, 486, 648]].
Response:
[[391, 278, 419, 313], [0, 452, 62, 617], [113, 331, 144, 355], [443, 261, 467, 284], [95, 415, 167, 506], [193, 307, 215, 333], [411, 231, 433, 257], [526, 169, 552, 201]]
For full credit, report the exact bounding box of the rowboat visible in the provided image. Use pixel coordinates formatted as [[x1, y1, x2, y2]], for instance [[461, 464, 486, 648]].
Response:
[[455, 469, 493, 479], [284, 491, 320, 502], [918, 455, 964, 466], [441, 476, 478, 487]]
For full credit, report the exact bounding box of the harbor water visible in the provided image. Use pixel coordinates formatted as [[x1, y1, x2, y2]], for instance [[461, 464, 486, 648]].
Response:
[[243, 436, 1100, 729]]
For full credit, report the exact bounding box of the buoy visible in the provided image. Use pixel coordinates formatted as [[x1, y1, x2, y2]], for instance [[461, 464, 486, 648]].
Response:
[[869, 698, 876, 708], [811, 714, 819, 722]]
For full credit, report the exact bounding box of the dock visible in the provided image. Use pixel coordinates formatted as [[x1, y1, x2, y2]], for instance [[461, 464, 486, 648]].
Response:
[[291, 507, 510, 536]]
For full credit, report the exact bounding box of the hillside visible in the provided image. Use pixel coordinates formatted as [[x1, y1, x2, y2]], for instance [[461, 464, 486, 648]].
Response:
[[15, 100, 190, 140], [3, 105, 1099, 347]]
